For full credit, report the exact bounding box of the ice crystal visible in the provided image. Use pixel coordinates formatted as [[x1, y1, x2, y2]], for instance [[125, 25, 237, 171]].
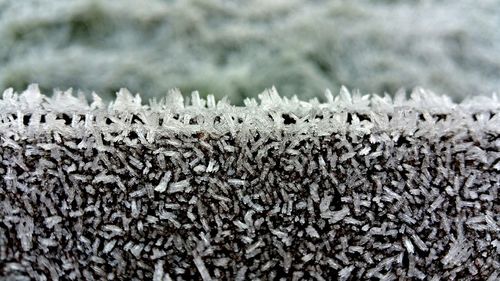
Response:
[[0, 85, 499, 280]]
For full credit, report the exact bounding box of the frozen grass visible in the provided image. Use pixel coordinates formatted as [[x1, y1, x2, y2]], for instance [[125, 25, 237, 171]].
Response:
[[0, 0, 499, 103], [0, 85, 499, 280]]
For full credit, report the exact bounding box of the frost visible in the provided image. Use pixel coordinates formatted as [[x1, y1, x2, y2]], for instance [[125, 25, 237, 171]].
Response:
[[339, 266, 355, 281], [130, 244, 144, 257], [44, 216, 62, 229], [0, 85, 498, 279], [403, 237, 414, 254], [102, 225, 124, 235], [16, 218, 34, 251], [193, 253, 213, 281], [246, 240, 263, 256], [227, 179, 245, 186], [306, 225, 320, 238], [321, 206, 350, 224], [442, 239, 473, 267], [154, 171, 172, 193], [235, 266, 247, 281], [153, 261, 164, 281], [168, 179, 189, 193], [103, 240, 116, 254]]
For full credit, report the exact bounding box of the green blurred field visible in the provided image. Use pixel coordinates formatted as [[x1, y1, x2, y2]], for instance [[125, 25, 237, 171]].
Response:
[[0, 0, 499, 104]]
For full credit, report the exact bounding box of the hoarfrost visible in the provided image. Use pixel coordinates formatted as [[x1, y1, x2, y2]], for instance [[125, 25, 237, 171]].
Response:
[[154, 171, 172, 193], [193, 253, 213, 281], [168, 179, 189, 193], [0, 86, 498, 279], [339, 266, 355, 281]]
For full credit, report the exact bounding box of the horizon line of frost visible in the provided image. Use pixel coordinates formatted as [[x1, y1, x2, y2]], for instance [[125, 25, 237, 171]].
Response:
[[0, 84, 498, 114]]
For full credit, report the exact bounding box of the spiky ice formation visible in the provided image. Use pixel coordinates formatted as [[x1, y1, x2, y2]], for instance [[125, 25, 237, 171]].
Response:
[[0, 85, 499, 280]]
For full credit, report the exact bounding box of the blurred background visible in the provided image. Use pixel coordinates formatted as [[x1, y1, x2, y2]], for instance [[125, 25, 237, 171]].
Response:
[[0, 0, 499, 104]]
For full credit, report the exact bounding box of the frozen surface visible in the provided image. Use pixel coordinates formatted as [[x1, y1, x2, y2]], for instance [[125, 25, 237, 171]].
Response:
[[0, 0, 499, 103], [0, 85, 499, 280]]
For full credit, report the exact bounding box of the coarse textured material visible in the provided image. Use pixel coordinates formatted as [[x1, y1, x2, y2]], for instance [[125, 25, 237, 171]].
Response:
[[0, 85, 499, 280]]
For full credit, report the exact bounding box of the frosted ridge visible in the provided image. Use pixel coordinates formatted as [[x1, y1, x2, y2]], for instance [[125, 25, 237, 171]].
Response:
[[0, 84, 499, 114], [0, 84, 499, 280]]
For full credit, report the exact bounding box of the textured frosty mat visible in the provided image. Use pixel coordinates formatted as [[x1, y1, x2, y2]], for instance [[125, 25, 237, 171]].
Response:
[[0, 85, 499, 280]]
